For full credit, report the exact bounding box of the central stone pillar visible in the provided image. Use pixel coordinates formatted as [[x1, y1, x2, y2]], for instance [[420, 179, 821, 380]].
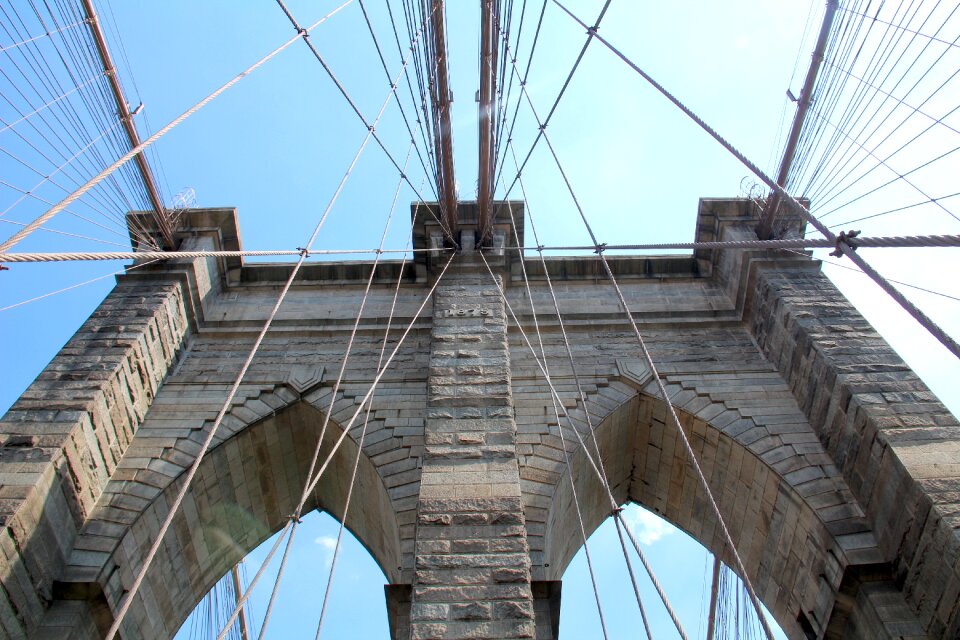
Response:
[[409, 259, 537, 639]]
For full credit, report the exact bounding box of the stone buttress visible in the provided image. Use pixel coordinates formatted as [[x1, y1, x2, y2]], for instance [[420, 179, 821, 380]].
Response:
[[408, 260, 538, 639]]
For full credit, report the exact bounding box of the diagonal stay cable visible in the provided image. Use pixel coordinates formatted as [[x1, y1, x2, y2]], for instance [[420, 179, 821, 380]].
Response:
[[103, 18, 433, 640], [478, 250, 690, 640], [496, 0, 612, 201], [0, 258, 159, 312], [477, 251, 611, 640], [215, 252, 454, 640], [314, 155, 416, 640], [273, 0, 447, 234], [551, 0, 960, 361], [505, 148, 652, 639], [254, 192, 425, 640], [0, 0, 354, 253], [509, 10, 778, 636]]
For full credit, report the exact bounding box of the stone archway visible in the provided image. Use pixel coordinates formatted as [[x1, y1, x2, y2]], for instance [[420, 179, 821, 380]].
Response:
[[538, 388, 908, 639], [42, 400, 401, 640]]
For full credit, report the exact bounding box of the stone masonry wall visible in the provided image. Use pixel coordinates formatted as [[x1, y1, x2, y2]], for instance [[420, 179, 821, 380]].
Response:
[[0, 276, 190, 638], [410, 262, 537, 640], [749, 263, 960, 638]]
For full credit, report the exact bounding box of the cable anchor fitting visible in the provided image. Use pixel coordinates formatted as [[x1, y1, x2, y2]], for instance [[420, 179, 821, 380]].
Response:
[[829, 229, 860, 257]]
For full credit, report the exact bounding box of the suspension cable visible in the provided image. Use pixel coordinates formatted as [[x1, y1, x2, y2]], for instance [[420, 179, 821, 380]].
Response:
[[6, 232, 960, 264], [478, 251, 690, 639], [551, 0, 960, 361], [0, 0, 355, 253], [506, 152, 652, 637]]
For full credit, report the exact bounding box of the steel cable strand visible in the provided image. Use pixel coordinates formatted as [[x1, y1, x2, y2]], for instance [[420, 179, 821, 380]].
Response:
[[839, 3, 960, 50], [804, 2, 960, 206], [516, 9, 778, 634], [817, 105, 960, 224], [3, 2, 144, 217], [0, 217, 129, 249], [805, 0, 958, 202], [478, 250, 611, 640], [7, 233, 960, 264], [801, 0, 928, 200], [781, 248, 960, 303], [0, 134, 158, 250], [493, 0, 546, 182], [297, 253, 454, 505], [814, 6, 960, 210], [208, 74, 421, 637], [552, 0, 960, 360], [385, 0, 439, 184], [478, 251, 691, 640], [496, 0, 612, 205], [0, 176, 137, 242], [0, 257, 160, 312], [357, 0, 439, 203], [312, 146, 415, 639], [543, 75, 780, 640], [827, 191, 960, 229], [491, 0, 527, 165], [0, 69, 102, 135], [503, 174, 653, 639], [274, 0, 449, 236], [782, 0, 862, 193], [813, 103, 960, 221], [0, 15, 86, 53], [0, 0, 355, 253]]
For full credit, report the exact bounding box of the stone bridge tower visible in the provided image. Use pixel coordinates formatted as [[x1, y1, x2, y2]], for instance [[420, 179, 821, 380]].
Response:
[[1, 200, 958, 639]]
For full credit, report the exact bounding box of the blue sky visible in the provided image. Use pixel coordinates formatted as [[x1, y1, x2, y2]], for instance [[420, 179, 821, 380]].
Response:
[[2, 1, 959, 638]]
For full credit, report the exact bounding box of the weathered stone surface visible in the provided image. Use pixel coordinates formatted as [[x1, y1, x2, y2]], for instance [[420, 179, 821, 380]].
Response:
[[3, 203, 956, 640]]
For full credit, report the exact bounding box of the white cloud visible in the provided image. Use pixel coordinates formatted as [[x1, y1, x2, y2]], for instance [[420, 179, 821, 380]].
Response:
[[628, 508, 677, 546], [315, 535, 338, 567]]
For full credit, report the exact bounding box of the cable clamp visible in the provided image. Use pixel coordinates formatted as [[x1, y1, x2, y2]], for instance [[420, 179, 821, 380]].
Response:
[[0, 265, 8, 272], [539, 123, 547, 131], [612, 506, 624, 517], [368, 125, 375, 132], [536, 244, 545, 253], [588, 25, 599, 35], [297, 246, 311, 258], [594, 243, 607, 254], [288, 512, 303, 524], [829, 229, 860, 257], [375, 248, 383, 255], [298, 28, 309, 38]]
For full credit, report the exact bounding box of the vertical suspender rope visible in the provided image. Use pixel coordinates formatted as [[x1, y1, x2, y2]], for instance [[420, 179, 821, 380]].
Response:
[[501, 20, 776, 640], [551, 0, 960, 362], [0, 0, 355, 253]]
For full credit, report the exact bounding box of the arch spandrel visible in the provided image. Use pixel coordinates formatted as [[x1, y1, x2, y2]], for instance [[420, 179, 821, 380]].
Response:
[[524, 376, 895, 639], [56, 397, 402, 640]]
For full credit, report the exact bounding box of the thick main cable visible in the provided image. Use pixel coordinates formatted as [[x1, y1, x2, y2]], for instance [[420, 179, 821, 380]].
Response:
[[551, 0, 960, 361], [0, 0, 354, 253]]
